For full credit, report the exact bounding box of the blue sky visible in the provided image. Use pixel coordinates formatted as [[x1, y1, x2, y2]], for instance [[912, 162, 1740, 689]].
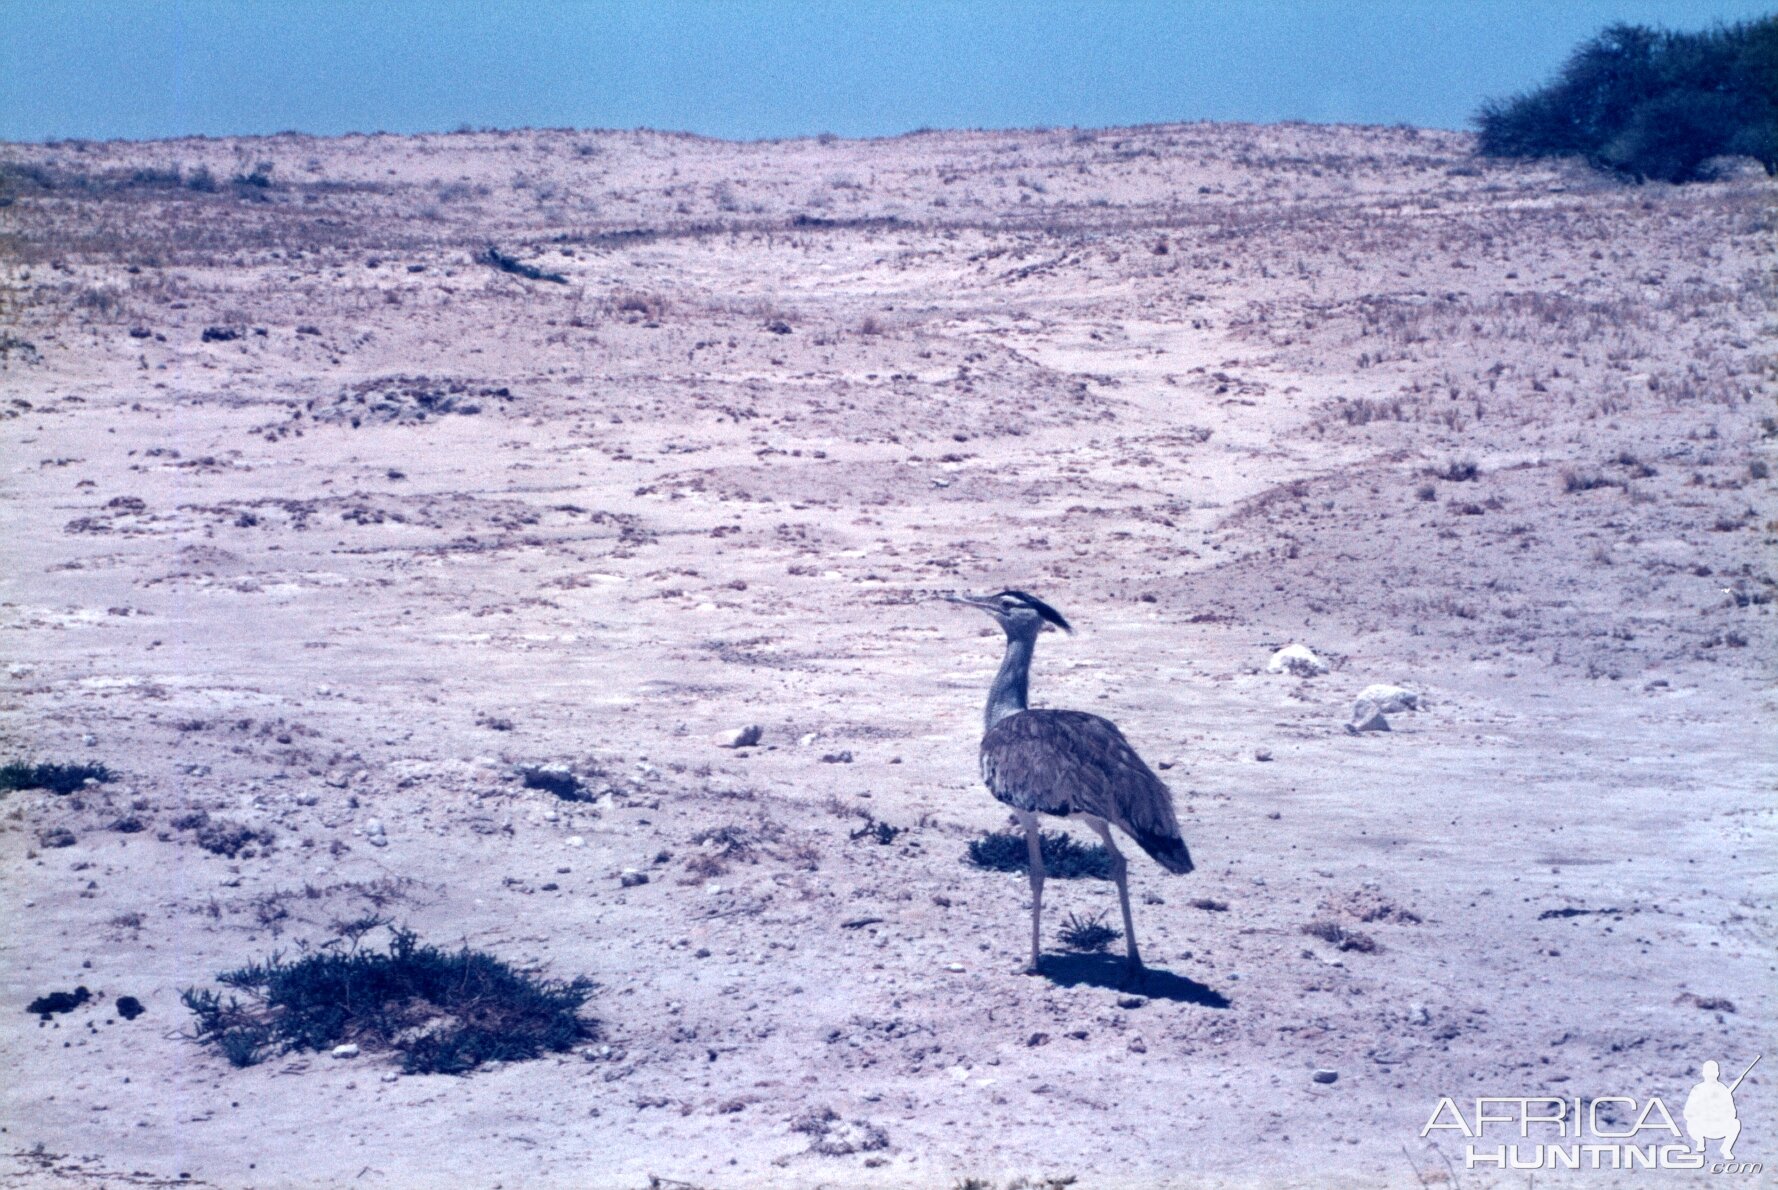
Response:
[[2, 1, 1772, 143]]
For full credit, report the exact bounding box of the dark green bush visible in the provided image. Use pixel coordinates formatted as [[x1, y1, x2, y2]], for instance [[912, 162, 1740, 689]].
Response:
[[0, 761, 113, 795], [1475, 17, 1778, 181], [183, 929, 596, 1075], [966, 828, 1110, 880]]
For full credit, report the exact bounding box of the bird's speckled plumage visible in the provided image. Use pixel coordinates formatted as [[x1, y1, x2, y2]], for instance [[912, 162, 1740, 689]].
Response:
[[980, 708, 1193, 874]]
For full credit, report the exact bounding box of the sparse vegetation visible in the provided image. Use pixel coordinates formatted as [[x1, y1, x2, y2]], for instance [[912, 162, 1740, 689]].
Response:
[[1302, 920, 1380, 953], [480, 245, 567, 284], [966, 829, 1110, 880], [521, 765, 588, 800], [789, 1107, 888, 1155], [182, 926, 596, 1074], [612, 289, 668, 322], [1563, 469, 1619, 494], [1057, 910, 1121, 953], [169, 809, 274, 858], [0, 761, 113, 795], [848, 815, 903, 845], [1475, 17, 1778, 181]]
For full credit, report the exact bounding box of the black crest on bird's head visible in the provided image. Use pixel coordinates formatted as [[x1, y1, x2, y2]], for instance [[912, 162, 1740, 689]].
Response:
[[997, 589, 1073, 635]]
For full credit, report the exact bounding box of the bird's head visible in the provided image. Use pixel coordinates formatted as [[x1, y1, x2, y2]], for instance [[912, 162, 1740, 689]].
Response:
[[943, 589, 1073, 639]]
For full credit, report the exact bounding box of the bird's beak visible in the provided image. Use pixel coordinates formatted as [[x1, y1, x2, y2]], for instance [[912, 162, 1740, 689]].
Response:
[[940, 592, 998, 613]]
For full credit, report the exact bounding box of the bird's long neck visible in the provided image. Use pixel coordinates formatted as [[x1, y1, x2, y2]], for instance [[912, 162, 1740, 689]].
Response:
[[986, 632, 1037, 730]]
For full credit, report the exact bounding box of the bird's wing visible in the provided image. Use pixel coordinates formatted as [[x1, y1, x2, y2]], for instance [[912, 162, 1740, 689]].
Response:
[[980, 709, 1181, 839]]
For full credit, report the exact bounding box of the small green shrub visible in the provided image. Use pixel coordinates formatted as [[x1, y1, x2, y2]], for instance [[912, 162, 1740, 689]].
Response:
[[0, 761, 113, 795], [480, 245, 566, 284], [1302, 920, 1379, 953], [1058, 911, 1122, 953], [848, 816, 902, 845], [520, 765, 587, 800], [966, 829, 1110, 880], [183, 928, 596, 1074]]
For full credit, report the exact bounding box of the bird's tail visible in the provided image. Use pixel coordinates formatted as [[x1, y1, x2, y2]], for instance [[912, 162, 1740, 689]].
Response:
[[1132, 825, 1194, 875]]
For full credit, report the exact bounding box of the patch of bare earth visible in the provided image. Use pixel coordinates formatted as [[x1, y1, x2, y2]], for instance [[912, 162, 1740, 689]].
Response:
[[1, 123, 1772, 1187]]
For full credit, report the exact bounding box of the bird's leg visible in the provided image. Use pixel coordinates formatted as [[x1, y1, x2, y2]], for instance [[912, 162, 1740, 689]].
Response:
[[1017, 811, 1045, 974], [1087, 819, 1142, 977]]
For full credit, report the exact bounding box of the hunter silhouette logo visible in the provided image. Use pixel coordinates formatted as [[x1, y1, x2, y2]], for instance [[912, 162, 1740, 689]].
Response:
[[1422, 1054, 1762, 1173], [1686, 1056, 1759, 1161]]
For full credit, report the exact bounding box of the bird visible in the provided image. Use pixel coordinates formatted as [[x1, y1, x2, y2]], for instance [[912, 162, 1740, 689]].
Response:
[[945, 589, 1192, 980]]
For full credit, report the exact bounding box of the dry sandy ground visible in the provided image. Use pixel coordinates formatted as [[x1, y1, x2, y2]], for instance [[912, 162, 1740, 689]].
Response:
[[0, 122, 1773, 1189]]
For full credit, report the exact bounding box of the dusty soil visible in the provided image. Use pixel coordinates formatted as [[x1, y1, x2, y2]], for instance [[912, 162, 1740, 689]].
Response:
[[0, 122, 1773, 1189]]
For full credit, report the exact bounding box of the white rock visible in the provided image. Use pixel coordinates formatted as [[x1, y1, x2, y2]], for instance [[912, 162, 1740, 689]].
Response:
[[1356, 684, 1419, 713], [331, 1044, 359, 1059], [1267, 644, 1327, 677], [714, 725, 763, 749], [565, 836, 585, 847], [1347, 699, 1391, 733], [363, 818, 385, 837]]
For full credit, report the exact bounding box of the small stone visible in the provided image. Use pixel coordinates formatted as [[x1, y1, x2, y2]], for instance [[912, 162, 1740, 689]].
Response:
[[1127, 1035, 1148, 1054], [326, 772, 350, 788], [332, 1044, 359, 1059], [363, 818, 385, 837], [1409, 1003, 1431, 1026], [1312, 1068, 1338, 1084], [1026, 1032, 1050, 1047], [619, 869, 649, 887], [798, 732, 819, 747], [564, 836, 585, 847], [944, 962, 965, 973], [715, 725, 763, 749], [1267, 644, 1327, 677], [1117, 995, 1147, 1010], [819, 751, 853, 764], [1254, 748, 1274, 762]]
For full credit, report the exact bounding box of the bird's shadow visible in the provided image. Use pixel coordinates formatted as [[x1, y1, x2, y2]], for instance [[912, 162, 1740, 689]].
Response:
[[1038, 953, 1231, 1008]]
